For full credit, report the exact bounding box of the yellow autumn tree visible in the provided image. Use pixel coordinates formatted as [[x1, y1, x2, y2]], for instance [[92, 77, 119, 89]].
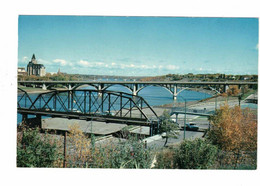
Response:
[[227, 85, 240, 96], [66, 124, 91, 167], [208, 104, 257, 168]]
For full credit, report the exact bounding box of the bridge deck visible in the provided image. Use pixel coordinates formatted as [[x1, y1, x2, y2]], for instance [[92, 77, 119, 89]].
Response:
[[18, 108, 153, 126], [171, 111, 211, 117], [18, 80, 258, 85], [41, 118, 127, 135]]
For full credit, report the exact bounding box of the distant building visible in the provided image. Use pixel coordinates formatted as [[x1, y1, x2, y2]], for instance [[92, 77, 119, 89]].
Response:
[[18, 67, 26, 76], [27, 54, 46, 76]]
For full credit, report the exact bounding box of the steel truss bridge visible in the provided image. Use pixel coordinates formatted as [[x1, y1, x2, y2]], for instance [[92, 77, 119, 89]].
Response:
[[18, 88, 160, 135], [18, 80, 258, 100]]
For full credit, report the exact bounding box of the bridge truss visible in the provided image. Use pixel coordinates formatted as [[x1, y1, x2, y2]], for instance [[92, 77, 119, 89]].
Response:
[[18, 88, 160, 135]]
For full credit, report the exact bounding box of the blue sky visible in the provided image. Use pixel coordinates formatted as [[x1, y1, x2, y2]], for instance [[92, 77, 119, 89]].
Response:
[[18, 16, 258, 76]]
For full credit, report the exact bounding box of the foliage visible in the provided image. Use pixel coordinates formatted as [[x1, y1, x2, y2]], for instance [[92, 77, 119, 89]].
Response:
[[208, 104, 257, 168], [159, 110, 179, 146], [64, 124, 154, 168], [227, 85, 240, 96], [17, 127, 63, 167], [88, 136, 154, 169], [154, 148, 175, 169], [208, 104, 257, 152], [174, 139, 218, 169], [155, 139, 218, 169], [66, 124, 91, 168], [215, 150, 257, 170]]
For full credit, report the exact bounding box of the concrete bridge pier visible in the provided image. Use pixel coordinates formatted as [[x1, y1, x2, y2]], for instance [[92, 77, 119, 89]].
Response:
[[173, 84, 177, 100], [224, 84, 229, 93], [42, 83, 47, 90], [68, 84, 72, 90], [98, 84, 104, 97], [133, 84, 138, 96]]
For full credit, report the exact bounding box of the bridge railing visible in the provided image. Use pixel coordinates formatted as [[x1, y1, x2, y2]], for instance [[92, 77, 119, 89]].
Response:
[[170, 107, 208, 115], [17, 88, 35, 109]]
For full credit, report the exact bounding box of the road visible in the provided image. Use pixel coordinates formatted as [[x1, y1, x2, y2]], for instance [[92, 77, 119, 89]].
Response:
[[145, 130, 204, 149]]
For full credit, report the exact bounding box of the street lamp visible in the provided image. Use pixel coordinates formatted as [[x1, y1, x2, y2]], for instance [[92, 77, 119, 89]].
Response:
[[176, 95, 187, 140], [215, 94, 217, 111]]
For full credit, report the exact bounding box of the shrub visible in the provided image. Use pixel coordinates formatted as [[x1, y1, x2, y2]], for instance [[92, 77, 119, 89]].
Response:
[[154, 148, 175, 169], [88, 136, 154, 169], [174, 139, 218, 169], [155, 139, 218, 169], [64, 124, 154, 168], [17, 127, 63, 167]]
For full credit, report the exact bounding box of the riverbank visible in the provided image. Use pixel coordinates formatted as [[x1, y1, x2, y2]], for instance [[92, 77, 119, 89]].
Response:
[[18, 86, 67, 94]]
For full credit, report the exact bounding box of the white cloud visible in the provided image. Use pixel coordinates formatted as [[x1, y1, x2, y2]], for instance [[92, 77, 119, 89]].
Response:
[[167, 65, 179, 70], [22, 56, 28, 62], [95, 62, 105, 66], [158, 65, 163, 69], [78, 60, 92, 67], [76, 59, 181, 73], [140, 64, 149, 69], [53, 59, 67, 66]]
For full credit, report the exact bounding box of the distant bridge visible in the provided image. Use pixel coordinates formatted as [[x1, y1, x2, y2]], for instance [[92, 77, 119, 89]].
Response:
[[18, 80, 258, 100], [18, 88, 160, 135]]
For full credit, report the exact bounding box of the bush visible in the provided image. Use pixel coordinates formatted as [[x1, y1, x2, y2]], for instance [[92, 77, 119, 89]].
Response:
[[155, 139, 218, 169], [154, 148, 175, 169], [88, 136, 154, 169], [17, 127, 63, 167], [64, 124, 154, 168]]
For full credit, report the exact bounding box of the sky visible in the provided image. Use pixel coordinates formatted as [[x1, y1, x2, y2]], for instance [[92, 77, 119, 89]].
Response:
[[18, 16, 258, 76]]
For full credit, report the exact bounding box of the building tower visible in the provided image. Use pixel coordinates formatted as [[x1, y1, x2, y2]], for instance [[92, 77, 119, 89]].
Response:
[[27, 54, 46, 76]]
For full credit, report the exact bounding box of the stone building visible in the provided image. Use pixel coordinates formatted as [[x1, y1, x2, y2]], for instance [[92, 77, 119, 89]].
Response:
[[27, 54, 46, 76], [17, 67, 26, 76]]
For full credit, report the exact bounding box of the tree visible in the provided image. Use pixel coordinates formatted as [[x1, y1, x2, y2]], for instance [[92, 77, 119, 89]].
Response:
[[17, 127, 63, 167], [227, 85, 240, 96], [159, 110, 179, 146], [66, 124, 91, 168], [208, 104, 257, 168]]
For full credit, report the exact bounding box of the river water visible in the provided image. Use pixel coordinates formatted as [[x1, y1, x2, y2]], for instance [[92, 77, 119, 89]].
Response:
[[17, 84, 212, 124]]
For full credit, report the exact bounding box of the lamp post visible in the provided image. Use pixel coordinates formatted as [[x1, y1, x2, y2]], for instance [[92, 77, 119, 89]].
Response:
[[215, 95, 217, 111], [176, 95, 187, 140], [184, 99, 187, 140]]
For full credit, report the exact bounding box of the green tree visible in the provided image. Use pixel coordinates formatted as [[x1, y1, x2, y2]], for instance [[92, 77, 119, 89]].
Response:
[[17, 127, 63, 167], [173, 139, 218, 169], [159, 110, 179, 146]]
